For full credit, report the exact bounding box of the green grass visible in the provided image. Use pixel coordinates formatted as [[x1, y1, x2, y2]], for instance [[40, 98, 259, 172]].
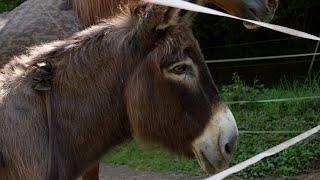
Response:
[[104, 141, 204, 176], [0, 0, 23, 13], [103, 75, 320, 178]]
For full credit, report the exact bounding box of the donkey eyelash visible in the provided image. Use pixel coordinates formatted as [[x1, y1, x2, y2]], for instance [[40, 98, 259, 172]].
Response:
[[168, 57, 195, 74], [163, 58, 199, 84], [170, 64, 192, 75]]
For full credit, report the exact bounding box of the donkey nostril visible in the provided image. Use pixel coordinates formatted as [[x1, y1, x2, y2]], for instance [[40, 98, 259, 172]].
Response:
[[225, 143, 232, 155], [221, 134, 238, 158]]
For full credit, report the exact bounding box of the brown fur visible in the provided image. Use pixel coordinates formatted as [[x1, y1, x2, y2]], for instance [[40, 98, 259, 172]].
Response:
[[0, 4, 222, 179]]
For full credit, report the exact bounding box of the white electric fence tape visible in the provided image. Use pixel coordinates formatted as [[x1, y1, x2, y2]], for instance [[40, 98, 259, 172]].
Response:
[[142, 0, 320, 41], [227, 96, 320, 105], [207, 125, 320, 180]]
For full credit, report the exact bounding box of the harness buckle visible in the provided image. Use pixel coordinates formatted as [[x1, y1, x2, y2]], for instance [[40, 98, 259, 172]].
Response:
[[33, 62, 53, 91]]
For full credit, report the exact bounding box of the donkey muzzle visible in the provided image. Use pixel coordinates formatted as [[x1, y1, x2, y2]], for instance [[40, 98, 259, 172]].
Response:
[[192, 105, 238, 174], [241, 0, 279, 29]]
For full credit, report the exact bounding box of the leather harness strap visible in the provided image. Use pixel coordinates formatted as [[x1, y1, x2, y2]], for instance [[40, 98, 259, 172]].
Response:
[[0, 152, 4, 167], [44, 89, 54, 179], [32, 62, 99, 179], [33, 62, 54, 179]]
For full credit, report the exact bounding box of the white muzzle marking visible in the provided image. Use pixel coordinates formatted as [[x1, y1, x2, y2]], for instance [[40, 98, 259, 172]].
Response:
[[192, 105, 238, 174]]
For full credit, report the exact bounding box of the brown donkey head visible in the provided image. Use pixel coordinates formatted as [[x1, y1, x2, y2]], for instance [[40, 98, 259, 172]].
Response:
[[124, 4, 238, 174]]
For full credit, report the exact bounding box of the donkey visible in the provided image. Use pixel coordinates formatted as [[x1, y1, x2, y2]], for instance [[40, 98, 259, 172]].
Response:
[[0, 3, 238, 180]]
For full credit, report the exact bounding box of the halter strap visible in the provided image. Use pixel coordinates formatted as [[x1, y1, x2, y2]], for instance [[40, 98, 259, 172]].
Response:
[[33, 62, 54, 179]]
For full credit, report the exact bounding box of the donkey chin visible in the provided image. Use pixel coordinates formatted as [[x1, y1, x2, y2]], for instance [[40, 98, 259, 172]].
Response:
[[192, 106, 238, 174]]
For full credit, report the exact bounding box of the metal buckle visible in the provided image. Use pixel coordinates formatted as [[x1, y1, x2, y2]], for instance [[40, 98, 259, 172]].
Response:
[[33, 62, 53, 91]]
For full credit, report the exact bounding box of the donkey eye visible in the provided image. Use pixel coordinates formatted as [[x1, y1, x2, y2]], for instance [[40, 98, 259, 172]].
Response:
[[171, 64, 189, 75]]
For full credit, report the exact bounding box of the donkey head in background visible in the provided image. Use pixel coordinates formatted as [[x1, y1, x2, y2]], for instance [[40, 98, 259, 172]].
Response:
[[73, 0, 278, 29], [209, 0, 279, 29]]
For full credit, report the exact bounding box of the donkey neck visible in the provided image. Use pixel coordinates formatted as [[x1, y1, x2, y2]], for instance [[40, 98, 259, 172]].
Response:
[[48, 25, 140, 178]]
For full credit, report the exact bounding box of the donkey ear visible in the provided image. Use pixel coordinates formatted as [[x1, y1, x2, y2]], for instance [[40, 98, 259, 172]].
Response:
[[156, 0, 205, 29], [179, 0, 205, 26], [132, 0, 204, 29], [156, 7, 181, 30], [131, 3, 182, 31], [151, 0, 205, 29]]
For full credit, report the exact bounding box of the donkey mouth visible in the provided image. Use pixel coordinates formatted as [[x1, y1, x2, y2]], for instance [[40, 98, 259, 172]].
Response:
[[242, 9, 261, 29], [242, 4, 277, 30], [243, 21, 260, 30], [193, 149, 227, 175]]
